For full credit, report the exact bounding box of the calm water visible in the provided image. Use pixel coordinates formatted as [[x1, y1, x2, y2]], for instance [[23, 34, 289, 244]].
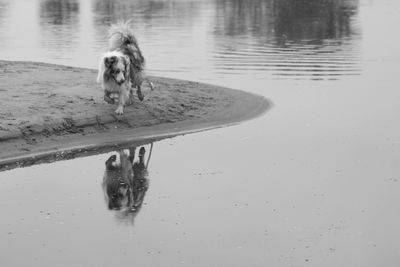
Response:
[[1, 0, 400, 266]]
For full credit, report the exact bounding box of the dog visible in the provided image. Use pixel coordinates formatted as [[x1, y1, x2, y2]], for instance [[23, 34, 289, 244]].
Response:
[[96, 21, 154, 115], [102, 144, 152, 223]]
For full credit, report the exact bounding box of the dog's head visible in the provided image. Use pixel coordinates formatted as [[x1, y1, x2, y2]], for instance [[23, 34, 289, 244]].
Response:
[[103, 154, 131, 210], [97, 52, 130, 86]]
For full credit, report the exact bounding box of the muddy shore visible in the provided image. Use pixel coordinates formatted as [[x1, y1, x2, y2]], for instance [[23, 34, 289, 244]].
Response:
[[0, 60, 270, 169]]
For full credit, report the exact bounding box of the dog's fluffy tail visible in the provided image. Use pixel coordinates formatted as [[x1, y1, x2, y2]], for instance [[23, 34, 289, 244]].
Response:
[[108, 21, 137, 51]]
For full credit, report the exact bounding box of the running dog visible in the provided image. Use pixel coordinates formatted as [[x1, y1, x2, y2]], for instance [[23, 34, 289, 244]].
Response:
[[96, 21, 154, 115]]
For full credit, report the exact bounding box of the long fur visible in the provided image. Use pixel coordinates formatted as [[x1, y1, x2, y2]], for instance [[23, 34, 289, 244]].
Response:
[[97, 21, 153, 115], [108, 21, 138, 51]]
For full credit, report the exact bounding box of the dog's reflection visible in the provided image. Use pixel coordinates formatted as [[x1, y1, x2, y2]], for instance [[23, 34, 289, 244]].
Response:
[[102, 143, 153, 223]]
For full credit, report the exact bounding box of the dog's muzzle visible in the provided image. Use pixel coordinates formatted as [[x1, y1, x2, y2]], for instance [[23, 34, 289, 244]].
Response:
[[114, 77, 125, 85]]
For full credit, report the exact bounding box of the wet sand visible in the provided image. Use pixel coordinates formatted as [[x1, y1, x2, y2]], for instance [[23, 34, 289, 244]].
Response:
[[0, 60, 270, 168]]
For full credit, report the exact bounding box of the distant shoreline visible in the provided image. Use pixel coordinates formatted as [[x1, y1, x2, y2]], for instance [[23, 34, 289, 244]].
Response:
[[0, 60, 271, 170]]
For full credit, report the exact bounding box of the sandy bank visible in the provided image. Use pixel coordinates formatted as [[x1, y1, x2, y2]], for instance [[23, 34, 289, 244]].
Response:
[[0, 60, 270, 169]]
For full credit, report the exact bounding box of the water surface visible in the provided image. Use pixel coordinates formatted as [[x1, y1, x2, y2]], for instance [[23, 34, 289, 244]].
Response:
[[1, 0, 400, 266]]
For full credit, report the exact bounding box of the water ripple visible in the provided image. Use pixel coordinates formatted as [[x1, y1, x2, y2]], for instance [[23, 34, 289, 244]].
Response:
[[0, 0, 362, 82]]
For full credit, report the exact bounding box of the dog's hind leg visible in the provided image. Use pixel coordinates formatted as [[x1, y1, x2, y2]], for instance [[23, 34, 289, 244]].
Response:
[[128, 147, 136, 163], [146, 79, 154, 91], [126, 88, 135, 106], [138, 147, 146, 164], [137, 85, 144, 101]]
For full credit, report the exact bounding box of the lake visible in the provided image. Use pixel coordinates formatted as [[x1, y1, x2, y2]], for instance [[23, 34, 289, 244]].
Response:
[[1, 0, 400, 266]]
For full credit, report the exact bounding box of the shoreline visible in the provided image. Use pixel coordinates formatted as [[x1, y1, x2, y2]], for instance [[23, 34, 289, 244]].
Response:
[[0, 60, 271, 170]]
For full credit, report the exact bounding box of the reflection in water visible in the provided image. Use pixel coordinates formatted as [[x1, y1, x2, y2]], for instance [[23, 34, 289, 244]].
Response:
[[92, 0, 200, 25], [0, 1, 8, 23], [272, 0, 358, 43], [0, 0, 363, 81], [215, 0, 358, 43], [102, 143, 153, 224], [39, 0, 80, 53], [40, 0, 79, 25], [214, 0, 274, 39], [0, 1, 9, 49], [213, 0, 361, 80], [91, 0, 201, 52]]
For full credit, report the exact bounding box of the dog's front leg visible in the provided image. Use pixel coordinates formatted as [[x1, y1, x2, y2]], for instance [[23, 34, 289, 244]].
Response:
[[115, 89, 129, 115]]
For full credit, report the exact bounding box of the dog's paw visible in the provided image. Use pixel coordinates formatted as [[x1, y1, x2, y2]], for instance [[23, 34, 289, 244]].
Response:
[[115, 106, 124, 115], [149, 81, 155, 91]]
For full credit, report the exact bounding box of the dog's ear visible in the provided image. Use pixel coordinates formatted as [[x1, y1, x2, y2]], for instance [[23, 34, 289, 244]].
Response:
[[104, 56, 116, 68], [97, 56, 117, 84]]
